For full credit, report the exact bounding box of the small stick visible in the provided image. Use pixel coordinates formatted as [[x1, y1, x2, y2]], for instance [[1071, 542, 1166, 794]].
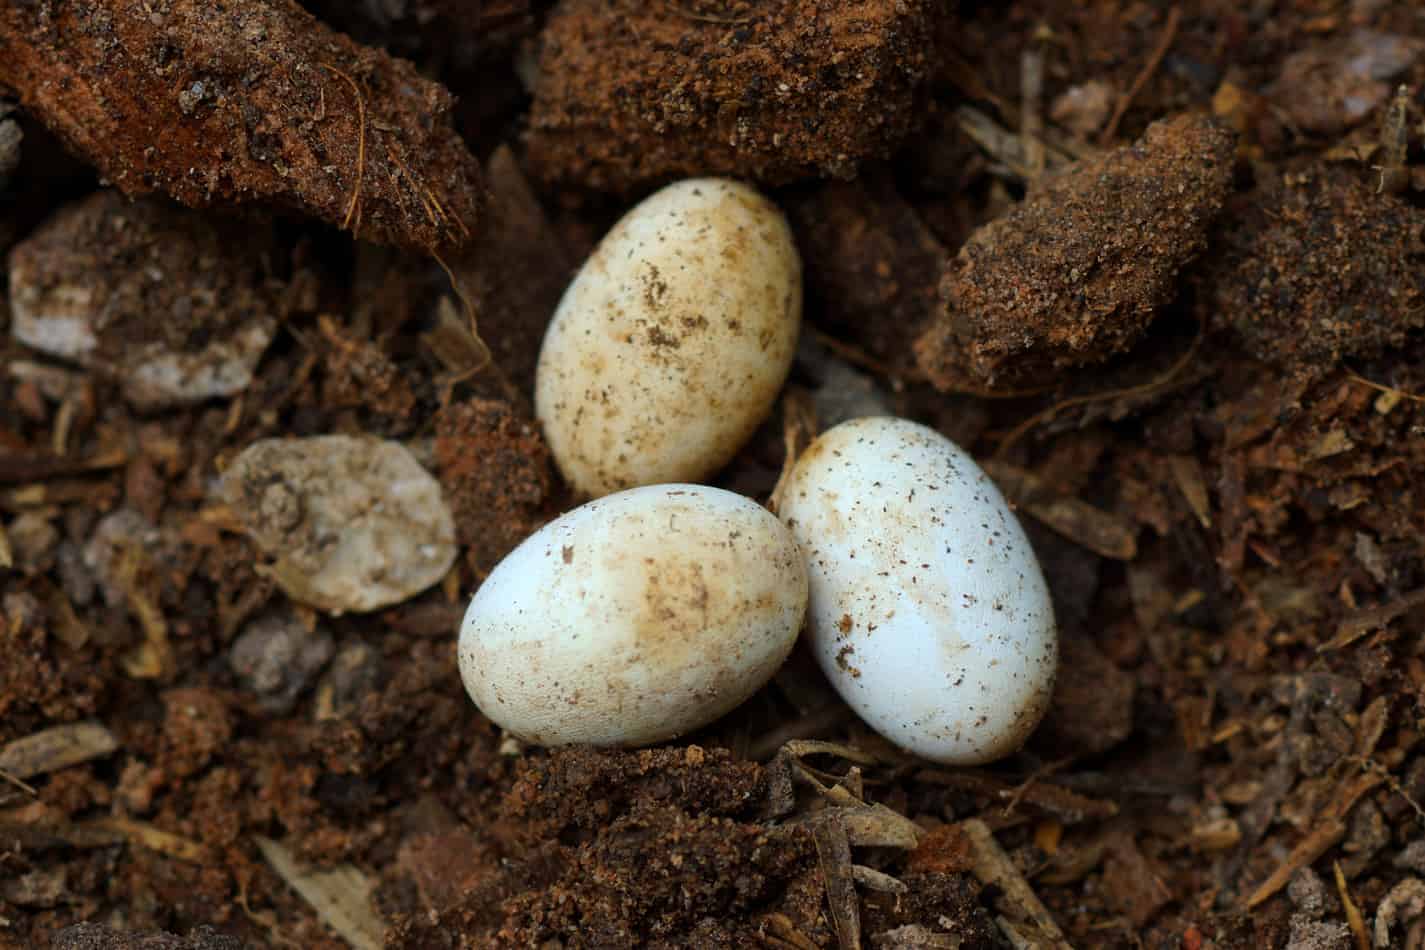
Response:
[[994, 318, 1203, 459], [1334, 861, 1370, 950], [1099, 6, 1182, 145], [962, 819, 1075, 950]]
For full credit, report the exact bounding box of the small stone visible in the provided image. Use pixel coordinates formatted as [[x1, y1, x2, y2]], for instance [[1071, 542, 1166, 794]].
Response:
[[223, 435, 457, 613], [83, 508, 163, 609], [7, 190, 285, 410], [6, 511, 59, 574], [229, 610, 335, 714], [1288, 867, 1330, 918]]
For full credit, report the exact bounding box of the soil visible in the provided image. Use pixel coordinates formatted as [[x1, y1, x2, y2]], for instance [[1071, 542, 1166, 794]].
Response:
[[4, 2, 1425, 949]]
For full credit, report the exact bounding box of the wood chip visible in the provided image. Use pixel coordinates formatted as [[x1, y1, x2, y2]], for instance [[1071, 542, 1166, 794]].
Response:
[[835, 803, 923, 851], [1169, 454, 1212, 527], [761, 913, 822, 950], [814, 817, 861, 950], [961, 819, 1074, 950], [1319, 587, 1425, 653], [94, 816, 206, 863], [0, 722, 118, 781], [256, 836, 385, 950], [852, 865, 908, 895]]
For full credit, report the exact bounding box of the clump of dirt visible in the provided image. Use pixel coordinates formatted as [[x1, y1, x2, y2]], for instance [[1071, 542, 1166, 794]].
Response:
[[1202, 166, 1425, 376], [0, 0, 484, 253], [433, 397, 554, 572], [52, 922, 248, 950], [525, 0, 940, 192], [7, 190, 287, 410], [387, 746, 1001, 947], [916, 112, 1236, 390]]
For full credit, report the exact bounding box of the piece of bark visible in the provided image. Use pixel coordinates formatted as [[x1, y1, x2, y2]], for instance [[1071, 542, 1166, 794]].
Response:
[[0, 0, 484, 254]]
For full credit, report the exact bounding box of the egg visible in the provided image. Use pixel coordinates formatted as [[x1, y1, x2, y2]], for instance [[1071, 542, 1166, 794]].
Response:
[[458, 484, 808, 746], [778, 417, 1057, 765], [535, 178, 801, 498]]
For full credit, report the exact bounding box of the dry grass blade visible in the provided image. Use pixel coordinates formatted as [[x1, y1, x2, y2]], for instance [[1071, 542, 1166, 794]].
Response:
[[782, 739, 880, 768], [0, 722, 118, 781], [768, 388, 817, 515], [961, 819, 1074, 950], [1244, 770, 1385, 908], [256, 836, 385, 950], [94, 816, 207, 863], [814, 817, 861, 950], [1334, 861, 1369, 950], [1098, 6, 1181, 145]]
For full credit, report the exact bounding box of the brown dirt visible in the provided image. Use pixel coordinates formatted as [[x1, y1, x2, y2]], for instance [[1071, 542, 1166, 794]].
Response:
[[525, 0, 938, 193], [5, 2, 1425, 949], [916, 112, 1236, 390]]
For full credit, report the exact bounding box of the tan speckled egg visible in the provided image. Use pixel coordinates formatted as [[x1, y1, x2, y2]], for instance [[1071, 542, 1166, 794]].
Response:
[[778, 417, 1058, 765], [535, 178, 801, 498], [457, 484, 808, 746]]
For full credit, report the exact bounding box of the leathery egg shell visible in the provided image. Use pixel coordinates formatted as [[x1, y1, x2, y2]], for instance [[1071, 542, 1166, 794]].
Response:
[[535, 178, 801, 498], [778, 417, 1057, 765], [458, 484, 808, 746]]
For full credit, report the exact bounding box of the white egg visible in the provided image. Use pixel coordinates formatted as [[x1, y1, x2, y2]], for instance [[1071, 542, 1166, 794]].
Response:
[[458, 484, 808, 746], [535, 178, 801, 498], [778, 417, 1057, 765]]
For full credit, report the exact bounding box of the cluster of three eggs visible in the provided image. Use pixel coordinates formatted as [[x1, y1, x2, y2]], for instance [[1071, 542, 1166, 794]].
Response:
[[458, 180, 1057, 766]]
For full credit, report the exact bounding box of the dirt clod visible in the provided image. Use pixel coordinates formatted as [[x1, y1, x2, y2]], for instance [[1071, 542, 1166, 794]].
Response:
[[1202, 167, 1425, 377], [0, 0, 484, 253], [916, 113, 1235, 389], [525, 0, 939, 193]]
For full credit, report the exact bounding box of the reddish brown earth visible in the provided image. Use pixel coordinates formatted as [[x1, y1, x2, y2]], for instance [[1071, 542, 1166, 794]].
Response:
[[4, 2, 1425, 949]]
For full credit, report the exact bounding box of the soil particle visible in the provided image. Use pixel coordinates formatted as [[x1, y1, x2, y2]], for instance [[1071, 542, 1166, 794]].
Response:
[[1271, 29, 1424, 136], [788, 174, 946, 375], [0, 0, 484, 253], [228, 609, 335, 714], [1201, 166, 1425, 377], [51, 922, 251, 950], [433, 397, 553, 572], [457, 146, 575, 401], [0, 102, 20, 188], [525, 0, 940, 193], [916, 112, 1236, 389], [1035, 634, 1134, 759], [158, 688, 235, 781], [389, 746, 820, 947]]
